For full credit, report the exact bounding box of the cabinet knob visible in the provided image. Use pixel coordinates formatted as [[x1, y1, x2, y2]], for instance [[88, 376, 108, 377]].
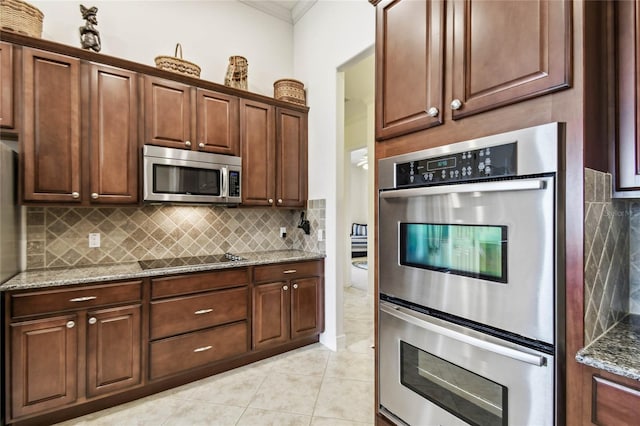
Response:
[[185, 140, 192, 147], [427, 107, 439, 117], [283, 285, 289, 291], [91, 193, 99, 200], [293, 283, 298, 289], [66, 321, 75, 329], [72, 192, 80, 199], [450, 99, 463, 110], [277, 199, 283, 204], [88, 317, 97, 325], [198, 142, 205, 149], [268, 198, 274, 204]]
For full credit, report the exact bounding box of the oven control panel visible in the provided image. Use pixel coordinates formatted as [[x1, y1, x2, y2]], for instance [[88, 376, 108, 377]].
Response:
[[395, 142, 517, 187]]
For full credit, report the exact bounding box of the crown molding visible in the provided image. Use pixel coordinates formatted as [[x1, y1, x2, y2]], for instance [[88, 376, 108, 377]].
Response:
[[239, 0, 317, 24]]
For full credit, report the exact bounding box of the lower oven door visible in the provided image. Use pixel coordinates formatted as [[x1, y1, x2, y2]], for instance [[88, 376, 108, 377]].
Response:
[[379, 301, 555, 426]]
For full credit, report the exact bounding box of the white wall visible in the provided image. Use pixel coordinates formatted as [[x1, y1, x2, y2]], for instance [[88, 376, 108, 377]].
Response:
[[349, 164, 368, 224], [293, 0, 375, 349], [30, 0, 293, 96]]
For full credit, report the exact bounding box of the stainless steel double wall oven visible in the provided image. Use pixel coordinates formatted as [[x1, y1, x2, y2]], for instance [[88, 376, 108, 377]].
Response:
[[378, 123, 565, 426]]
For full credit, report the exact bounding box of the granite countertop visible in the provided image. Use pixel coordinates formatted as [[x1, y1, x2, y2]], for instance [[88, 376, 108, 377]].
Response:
[[576, 314, 640, 381], [0, 250, 325, 292]]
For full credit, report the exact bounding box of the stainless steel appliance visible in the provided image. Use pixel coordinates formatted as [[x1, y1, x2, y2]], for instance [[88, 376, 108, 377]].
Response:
[[377, 123, 564, 426], [143, 145, 241, 204], [0, 141, 21, 285]]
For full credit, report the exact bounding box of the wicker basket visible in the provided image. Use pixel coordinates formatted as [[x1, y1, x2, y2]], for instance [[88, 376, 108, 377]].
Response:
[[274, 79, 306, 106], [154, 43, 201, 78], [0, 0, 43, 38]]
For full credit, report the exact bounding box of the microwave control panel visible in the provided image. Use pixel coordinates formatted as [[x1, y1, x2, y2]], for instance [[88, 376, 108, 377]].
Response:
[[229, 171, 241, 197], [395, 142, 517, 188]]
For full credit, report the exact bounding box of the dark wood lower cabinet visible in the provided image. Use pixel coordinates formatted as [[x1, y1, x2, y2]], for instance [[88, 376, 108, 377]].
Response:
[[4, 261, 324, 425], [10, 314, 78, 419]]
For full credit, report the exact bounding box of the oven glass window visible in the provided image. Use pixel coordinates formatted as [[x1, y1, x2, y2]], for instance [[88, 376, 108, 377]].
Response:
[[153, 165, 220, 196], [401, 341, 507, 426], [400, 223, 507, 282]]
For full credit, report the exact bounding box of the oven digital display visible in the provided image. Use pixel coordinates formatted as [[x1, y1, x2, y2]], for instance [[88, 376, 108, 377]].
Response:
[[426, 157, 456, 171], [399, 223, 507, 283]]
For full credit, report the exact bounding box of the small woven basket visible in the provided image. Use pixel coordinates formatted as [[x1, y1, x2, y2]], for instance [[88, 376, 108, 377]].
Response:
[[0, 0, 43, 38], [154, 43, 201, 78], [274, 79, 306, 106]]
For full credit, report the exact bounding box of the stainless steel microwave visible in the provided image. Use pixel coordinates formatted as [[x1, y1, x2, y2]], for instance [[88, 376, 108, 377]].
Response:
[[143, 145, 241, 204]]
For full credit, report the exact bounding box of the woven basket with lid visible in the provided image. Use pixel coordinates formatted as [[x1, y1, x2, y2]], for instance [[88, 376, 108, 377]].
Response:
[[274, 79, 306, 106], [154, 43, 201, 78], [0, 0, 43, 38]]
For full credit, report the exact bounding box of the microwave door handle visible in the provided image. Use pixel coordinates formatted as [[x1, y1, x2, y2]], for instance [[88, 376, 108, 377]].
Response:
[[380, 179, 547, 199], [379, 301, 547, 367], [221, 166, 228, 198]]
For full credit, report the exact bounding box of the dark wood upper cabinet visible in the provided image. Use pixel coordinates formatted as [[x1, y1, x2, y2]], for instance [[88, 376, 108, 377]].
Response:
[[375, 0, 571, 140], [88, 64, 139, 204], [144, 77, 240, 155], [21, 48, 81, 203], [375, 0, 444, 140], [0, 41, 14, 130], [613, 0, 640, 195], [276, 107, 307, 208], [144, 76, 191, 150], [241, 99, 276, 206], [450, 0, 571, 119], [196, 88, 240, 155]]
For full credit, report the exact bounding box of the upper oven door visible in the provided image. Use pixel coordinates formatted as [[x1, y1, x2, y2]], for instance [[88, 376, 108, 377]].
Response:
[[379, 176, 555, 343]]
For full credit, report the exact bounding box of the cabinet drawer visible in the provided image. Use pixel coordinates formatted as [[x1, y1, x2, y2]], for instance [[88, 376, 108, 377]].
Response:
[[593, 376, 640, 425], [150, 287, 248, 339], [11, 281, 143, 318], [149, 321, 248, 380], [253, 260, 323, 283], [151, 268, 248, 299]]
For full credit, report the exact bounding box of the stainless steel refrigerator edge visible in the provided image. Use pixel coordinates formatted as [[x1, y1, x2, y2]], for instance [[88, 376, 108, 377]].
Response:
[[1, 140, 23, 426]]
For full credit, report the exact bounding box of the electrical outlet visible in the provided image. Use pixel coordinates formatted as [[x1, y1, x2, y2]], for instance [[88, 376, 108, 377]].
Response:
[[318, 229, 324, 241], [89, 233, 101, 248], [280, 227, 287, 238]]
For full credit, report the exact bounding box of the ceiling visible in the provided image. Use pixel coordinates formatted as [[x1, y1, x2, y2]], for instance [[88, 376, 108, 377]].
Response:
[[239, 0, 318, 24]]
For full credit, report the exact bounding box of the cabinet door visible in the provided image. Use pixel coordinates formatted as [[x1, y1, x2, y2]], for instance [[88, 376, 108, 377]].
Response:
[[614, 0, 640, 193], [0, 41, 14, 130], [375, 0, 444, 140], [290, 276, 323, 339], [10, 315, 78, 419], [450, 0, 571, 119], [196, 88, 239, 155], [241, 99, 275, 206], [144, 76, 192, 150], [252, 281, 289, 349], [22, 48, 81, 202], [89, 64, 139, 204], [276, 107, 307, 208], [86, 305, 141, 398]]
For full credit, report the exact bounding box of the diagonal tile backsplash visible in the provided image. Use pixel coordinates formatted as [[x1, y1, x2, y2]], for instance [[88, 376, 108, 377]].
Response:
[[26, 201, 326, 269], [583, 168, 630, 344]]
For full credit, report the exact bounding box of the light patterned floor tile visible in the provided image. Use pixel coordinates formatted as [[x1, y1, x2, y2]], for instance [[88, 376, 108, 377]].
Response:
[[236, 408, 311, 426], [249, 372, 323, 415], [313, 377, 375, 424], [161, 400, 245, 426], [311, 417, 374, 426], [325, 351, 374, 382], [181, 366, 268, 407]]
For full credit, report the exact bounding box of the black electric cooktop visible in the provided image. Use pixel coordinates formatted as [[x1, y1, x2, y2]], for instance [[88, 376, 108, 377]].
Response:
[[138, 253, 245, 270]]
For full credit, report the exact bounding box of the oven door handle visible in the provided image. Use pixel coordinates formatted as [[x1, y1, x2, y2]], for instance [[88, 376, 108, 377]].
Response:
[[379, 179, 546, 199], [380, 301, 547, 367]]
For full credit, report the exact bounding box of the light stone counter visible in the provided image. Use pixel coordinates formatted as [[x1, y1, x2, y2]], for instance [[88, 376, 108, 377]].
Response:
[[576, 314, 640, 381], [0, 250, 325, 292]]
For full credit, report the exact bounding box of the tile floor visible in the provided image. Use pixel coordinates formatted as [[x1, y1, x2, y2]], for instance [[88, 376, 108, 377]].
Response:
[[56, 286, 375, 426]]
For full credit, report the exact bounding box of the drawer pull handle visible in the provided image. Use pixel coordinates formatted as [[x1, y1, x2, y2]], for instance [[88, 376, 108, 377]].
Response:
[[193, 345, 213, 353], [69, 296, 97, 302], [194, 309, 213, 315], [283, 269, 297, 274]]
